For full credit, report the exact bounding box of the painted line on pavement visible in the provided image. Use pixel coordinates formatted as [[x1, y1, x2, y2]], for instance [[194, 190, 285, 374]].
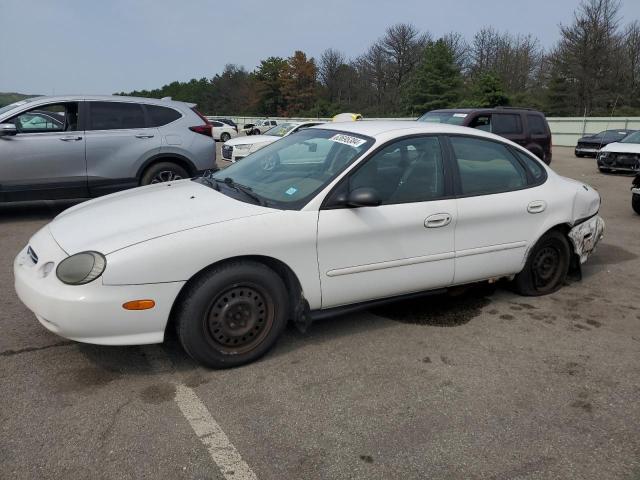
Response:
[[174, 383, 258, 480]]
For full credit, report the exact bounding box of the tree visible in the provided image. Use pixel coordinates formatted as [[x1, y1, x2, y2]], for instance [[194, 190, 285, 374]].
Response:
[[279, 51, 317, 115], [469, 72, 510, 107], [403, 39, 462, 114], [253, 57, 287, 116], [319, 48, 346, 104], [550, 0, 623, 115]]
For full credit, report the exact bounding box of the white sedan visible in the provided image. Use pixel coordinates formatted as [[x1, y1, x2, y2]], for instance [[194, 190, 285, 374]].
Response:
[[222, 121, 325, 162], [14, 122, 605, 368], [209, 119, 237, 142]]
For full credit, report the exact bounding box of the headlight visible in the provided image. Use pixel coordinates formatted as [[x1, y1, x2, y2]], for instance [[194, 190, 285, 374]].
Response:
[[56, 251, 106, 285], [599, 152, 609, 159], [234, 144, 252, 152]]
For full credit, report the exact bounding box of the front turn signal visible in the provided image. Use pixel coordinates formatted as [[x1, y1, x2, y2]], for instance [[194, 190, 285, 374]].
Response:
[[123, 299, 156, 310]]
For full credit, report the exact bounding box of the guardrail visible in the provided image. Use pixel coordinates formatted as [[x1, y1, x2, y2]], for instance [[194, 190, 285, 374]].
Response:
[[207, 115, 640, 147]]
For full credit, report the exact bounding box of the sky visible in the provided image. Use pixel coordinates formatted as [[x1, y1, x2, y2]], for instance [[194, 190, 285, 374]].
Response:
[[1, 0, 639, 95]]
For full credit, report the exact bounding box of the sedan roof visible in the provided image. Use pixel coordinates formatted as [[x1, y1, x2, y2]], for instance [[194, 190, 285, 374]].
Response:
[[312, 120, 490, 138]]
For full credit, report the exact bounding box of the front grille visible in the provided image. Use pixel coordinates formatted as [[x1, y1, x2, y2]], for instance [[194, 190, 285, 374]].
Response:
[[222, 145, 233, 160], [601, 153, 640, 170], [27, 246, 38, 264]]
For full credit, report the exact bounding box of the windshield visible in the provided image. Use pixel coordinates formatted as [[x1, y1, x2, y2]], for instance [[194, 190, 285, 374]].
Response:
[[620, 131, 640, 143], [0, 98, 39, 117], [417, 111, 467, 125], [264, 123, 297, 137], [210, 128, 374, 209]]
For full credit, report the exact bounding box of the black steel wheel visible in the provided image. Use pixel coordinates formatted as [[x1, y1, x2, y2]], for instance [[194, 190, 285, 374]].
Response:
[[513, 230, 571, 296], [175, 261, 288, 368]]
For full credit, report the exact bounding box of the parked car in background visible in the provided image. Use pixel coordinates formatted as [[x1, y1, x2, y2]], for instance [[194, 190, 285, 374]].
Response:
[[222, 121, 325, 162], [575, 129, 635, 157], [0, 95, 216, 202], [418, 107, 553, 164], [632, 174, 640, 214], [210, 119, 237, 142], [213, 118, 238, 132], [245, 119, 278, 135], [597, 130, 640, 173], [15, 121, 604, 368]]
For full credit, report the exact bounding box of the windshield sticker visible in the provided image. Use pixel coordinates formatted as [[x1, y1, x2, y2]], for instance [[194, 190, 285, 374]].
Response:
[[329, 134, 367, 148], [285, 187, 298, 196], [453, 113, 468, 118]]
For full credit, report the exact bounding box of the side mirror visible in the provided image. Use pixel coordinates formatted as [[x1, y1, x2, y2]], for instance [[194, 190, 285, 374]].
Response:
[[0, 123, 17, 137], [347, 187, 381, 207]]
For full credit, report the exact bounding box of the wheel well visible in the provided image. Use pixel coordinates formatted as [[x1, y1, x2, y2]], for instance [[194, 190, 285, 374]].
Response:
[[542, 223, 581, 276], [138, 156, 196, 183], [166, 255, 305, 336]]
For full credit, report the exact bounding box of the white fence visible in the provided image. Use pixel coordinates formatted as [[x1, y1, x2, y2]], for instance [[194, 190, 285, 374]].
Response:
[[207, 115, 640, 147]]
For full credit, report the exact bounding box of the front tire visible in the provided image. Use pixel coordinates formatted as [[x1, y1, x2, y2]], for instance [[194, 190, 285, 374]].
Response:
[[220, 132, 231, 142], [633, 194, 640, 215], [176, 261, 288, 369], [513, 230, 571, 296]]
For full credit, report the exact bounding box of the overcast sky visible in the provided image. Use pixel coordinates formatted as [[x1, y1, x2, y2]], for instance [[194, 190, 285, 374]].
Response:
[[1, 0, 639, 95]]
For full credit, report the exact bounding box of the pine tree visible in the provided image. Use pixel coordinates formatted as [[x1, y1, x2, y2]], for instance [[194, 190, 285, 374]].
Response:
[[403, 40, 462, 115]]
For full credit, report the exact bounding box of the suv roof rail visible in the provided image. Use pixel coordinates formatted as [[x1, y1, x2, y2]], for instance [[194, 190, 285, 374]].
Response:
[[493, 106, 539, 112]]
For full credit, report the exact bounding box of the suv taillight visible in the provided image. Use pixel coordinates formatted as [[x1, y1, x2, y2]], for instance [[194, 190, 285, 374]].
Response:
[[190, 107, 213, 137], [189, 125, 212, 137]]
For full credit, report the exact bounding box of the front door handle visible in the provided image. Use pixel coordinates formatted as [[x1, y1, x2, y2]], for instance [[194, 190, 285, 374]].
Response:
[[425, 213, 452, 228], [527, 200, 547, 214], [135, 133, 155, 139], [60, 135, 82, 141]]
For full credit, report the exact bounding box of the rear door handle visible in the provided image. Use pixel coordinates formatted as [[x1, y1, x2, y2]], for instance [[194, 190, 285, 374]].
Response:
[[60, 135, 82, 141], [425, 213, 452, 228], [527, 200, 547, 214], [135, 133, 155, 139]]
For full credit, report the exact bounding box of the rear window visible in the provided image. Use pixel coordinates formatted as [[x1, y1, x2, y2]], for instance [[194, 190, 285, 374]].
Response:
[[492, 114, 523, 135], [418, 112, 467, 125], [514, 149, 546, 183], [89, 102, 146, 130], [527, 115, 547, 135], [146, 105, 181, 127]]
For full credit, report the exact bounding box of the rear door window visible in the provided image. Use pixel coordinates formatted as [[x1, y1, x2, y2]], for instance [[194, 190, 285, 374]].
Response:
[[527, 115, 547, 135], [146, 105, 181, 127], [449, 136, 528, 196], [88, 102, 146, 130], [492, 114, 523, 135]]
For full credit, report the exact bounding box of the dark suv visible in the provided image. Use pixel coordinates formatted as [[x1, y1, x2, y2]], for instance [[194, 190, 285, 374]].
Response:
[[418, 107, 553, 164]]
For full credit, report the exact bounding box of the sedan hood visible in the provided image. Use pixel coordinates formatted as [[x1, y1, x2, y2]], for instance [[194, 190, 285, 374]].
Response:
[[224, 135, 280, 147], [600, 142, 640, 153], [49, 180, 273, 255]]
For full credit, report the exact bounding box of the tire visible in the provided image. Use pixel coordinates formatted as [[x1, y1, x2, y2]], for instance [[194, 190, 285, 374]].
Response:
[[141, 162, 189, 185], [252, 128, 260, 135], [513, 230, 571, 296], [175, 261, 289, 369], [633, 194, 640, 215], [598, 167, 611, 173], [575, 152, 584, 158], [220, 132, 231, 142]]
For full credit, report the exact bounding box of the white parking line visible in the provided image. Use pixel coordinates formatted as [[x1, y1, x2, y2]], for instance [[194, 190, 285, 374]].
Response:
[[174, 383, 258, 480]]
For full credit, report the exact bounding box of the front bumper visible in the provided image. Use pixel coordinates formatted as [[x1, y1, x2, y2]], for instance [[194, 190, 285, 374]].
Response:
[[597, 153, 640, 172], [575, 146, 598, 156], [13, 228, 184, 345], [568, 215, 605, 264]]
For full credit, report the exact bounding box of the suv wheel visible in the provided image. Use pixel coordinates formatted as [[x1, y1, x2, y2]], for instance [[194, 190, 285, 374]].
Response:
[[141, 162, 189, 185]]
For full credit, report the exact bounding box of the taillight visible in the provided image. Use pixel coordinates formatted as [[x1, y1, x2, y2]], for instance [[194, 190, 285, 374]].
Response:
[[189, 125, 212, 137]]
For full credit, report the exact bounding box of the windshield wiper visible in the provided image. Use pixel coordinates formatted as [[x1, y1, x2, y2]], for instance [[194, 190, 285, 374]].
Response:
[[220, 177, 268, 206]]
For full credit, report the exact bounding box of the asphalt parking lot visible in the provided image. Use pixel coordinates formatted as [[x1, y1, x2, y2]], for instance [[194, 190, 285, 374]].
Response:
[[1, 146, 639, 480]]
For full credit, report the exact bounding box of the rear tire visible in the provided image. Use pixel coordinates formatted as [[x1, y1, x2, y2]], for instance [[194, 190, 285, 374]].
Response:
[[220, 132, 231, 142], [633, 194, 640, 215], [141, 162, 189, 185], [175, 261, 288, 369], [513, 230, 571, 296]]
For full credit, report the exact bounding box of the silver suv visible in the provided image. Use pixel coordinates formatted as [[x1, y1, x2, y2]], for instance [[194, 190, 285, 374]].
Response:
[[0, 95, 216, 202]]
